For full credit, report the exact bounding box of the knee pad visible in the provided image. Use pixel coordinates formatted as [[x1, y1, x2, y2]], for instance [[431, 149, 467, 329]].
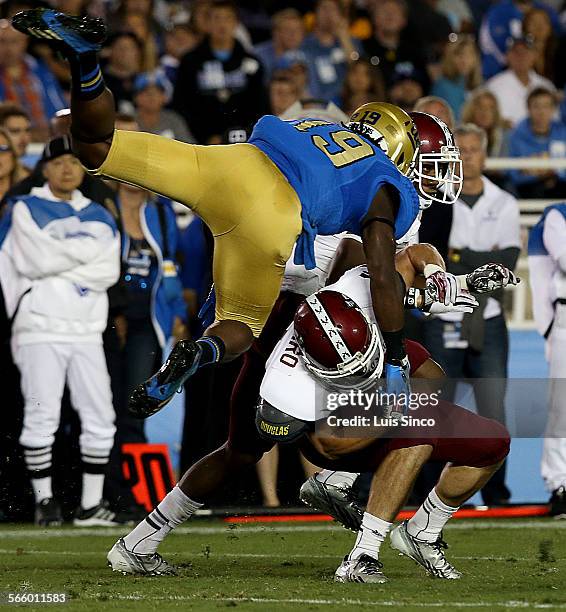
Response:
[[255, 398, 311, 444]]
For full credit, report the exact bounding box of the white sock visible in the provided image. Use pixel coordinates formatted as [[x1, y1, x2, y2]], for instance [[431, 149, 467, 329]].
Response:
[[348, 512, 392, 561], [406, 488, 459, 542], [123, 486, 203, 555], [81, 473, 105, 510], [315, 470, 359, 488], [31, 476, 52, 503]]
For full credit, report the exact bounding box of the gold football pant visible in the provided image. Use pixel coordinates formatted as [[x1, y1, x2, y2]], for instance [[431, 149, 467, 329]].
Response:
[[94, 130, 302, 336]]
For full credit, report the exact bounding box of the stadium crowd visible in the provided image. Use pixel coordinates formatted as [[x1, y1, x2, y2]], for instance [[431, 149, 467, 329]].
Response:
[[0, 0, 565, 524]]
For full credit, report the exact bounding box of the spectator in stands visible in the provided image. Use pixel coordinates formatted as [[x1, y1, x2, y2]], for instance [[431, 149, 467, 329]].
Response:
[[0, 104, 31, 172], [431, 35, 482, 122], [189, 0, 212, 39], [133, 70, 195, 142], [413, 95, 455, 129], [121, 10, 159, 72], [336, 58, 386, 116], [363, 0, 429, 90], [479, 0, 561, 80], [461, 89, 511, 157], [341, 0, 372, 39], [273, 56, 312, 99], [110, 0, 163, 38], [388, 64, 426, 113], [301, 0, 362, 102], [102, 32, 144, 112], [423, 123, 521, 506], [485, 36, 555, 127], [0, 20, 66, 139], [0, 136, 120, 526], [269, 74, 300, 117], [254, 9, 306, 85], [173, 0, 265, 144], [115, 175, 186, 442], [508, 87, 566, 198], [0, 128, 21, 201], [160, 23, 199, 85], [523, 7, 566, 89]]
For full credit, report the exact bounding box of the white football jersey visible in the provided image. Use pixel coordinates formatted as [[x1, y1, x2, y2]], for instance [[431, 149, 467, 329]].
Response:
[[281, 211, 421, 297], [261, 265, 374, 422], [281, 233, 345, 296]]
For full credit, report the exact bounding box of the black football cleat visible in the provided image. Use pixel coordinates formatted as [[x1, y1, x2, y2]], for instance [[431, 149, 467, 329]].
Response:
[[12, 8, 106, 55], [129, 340, 202, 419], [549, 486, 566, 519], [35, 498, 63, 527]]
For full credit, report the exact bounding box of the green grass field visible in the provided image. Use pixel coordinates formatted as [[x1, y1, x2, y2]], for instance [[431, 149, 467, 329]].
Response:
[[1, 519, 566, 611]]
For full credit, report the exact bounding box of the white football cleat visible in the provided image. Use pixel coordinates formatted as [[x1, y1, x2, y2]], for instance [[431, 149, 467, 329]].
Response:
[[390, 520, 461, 579], [107, 538, 177, 576], [299, 475, 363, 531], [334, 554, 388, 584]]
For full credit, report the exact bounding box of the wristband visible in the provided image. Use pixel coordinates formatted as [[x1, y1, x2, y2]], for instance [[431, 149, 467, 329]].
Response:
[[382, 329, 406, 362], [404, 287, 421, 309]]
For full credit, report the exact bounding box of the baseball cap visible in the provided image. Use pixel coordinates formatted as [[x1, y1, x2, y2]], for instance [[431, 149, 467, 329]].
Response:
[[274, 50, 308, 71], [391, 62, 427, 88], [41, 135, 73, 162], [133, 70, 174, 102]]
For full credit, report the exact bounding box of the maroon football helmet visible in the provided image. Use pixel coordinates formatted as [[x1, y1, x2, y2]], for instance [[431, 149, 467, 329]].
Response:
[[294, 290, 385, 389], [409, 111, 462, 208]]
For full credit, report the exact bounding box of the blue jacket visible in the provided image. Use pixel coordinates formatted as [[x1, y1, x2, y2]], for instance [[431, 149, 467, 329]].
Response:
[[508, 118, 566, 186], [119, 196, 186, 348]]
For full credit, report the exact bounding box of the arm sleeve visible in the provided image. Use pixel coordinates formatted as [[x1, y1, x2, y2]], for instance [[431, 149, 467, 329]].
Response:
[[9, 201, 103, 279], [543, 208, 566, 272]]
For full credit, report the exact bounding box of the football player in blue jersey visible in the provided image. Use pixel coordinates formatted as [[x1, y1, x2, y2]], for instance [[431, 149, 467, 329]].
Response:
[[13, 5, 420, 419]]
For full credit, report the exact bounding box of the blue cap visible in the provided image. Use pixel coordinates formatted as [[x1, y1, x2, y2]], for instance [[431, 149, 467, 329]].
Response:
[[133, 70, 173, 102], [274, 50, 307, 71]]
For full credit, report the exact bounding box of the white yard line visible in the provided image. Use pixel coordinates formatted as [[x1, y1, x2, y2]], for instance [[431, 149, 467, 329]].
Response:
[[1, 520, 565, 538]]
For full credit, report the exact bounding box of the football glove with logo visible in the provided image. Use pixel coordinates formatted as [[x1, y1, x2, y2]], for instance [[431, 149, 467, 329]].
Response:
[[462, 263, 520, 294]]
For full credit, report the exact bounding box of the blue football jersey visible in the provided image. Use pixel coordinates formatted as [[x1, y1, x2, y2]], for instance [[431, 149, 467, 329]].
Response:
[[248, 115, 420, 269]]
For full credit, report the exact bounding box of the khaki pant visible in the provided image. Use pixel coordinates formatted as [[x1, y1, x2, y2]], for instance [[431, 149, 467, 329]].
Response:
[[95, 130, 302, 336]]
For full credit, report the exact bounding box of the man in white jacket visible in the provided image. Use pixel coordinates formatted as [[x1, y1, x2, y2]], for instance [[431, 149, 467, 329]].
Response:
[[0, 136, 120, 526]]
